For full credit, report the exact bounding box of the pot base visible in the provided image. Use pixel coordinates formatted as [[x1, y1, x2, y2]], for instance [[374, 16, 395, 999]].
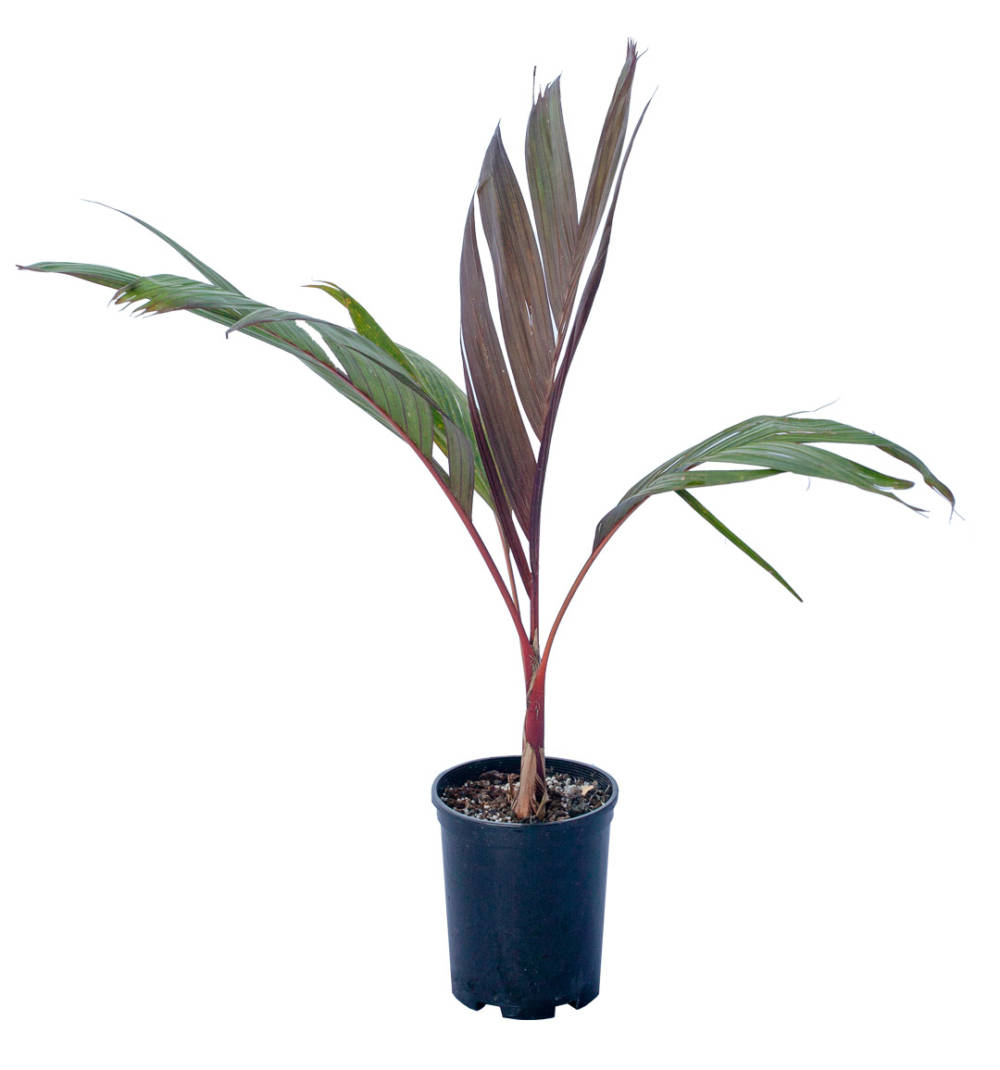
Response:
[[453, 986, 599, 1019]]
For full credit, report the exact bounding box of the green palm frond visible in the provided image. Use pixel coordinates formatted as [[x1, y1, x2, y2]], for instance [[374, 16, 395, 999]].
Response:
[[19, 211, 491, 519], [595, 413, 954, 595]]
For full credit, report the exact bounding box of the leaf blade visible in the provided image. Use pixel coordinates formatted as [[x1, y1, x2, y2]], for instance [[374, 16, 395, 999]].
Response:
[[308, 282, 492, 508], [578, 40, 639, 252], [525, 76, 578, 323], [22, 262, 476, 511], [594, 411, 953, 586], [677, 490, 802, 601], [459, 198, 537, 530], [477, 128, 556, 436], [84, 202, 243, 293], [228, 305, 477, 514], [594, 467, 780, 547], [638, 413, 954, 509], [560, 94, 651, 377], [709, 442, 919, 506]]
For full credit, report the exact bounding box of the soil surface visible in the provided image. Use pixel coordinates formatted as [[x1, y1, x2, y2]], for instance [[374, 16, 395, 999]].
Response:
[[440, 768, 611, 823]]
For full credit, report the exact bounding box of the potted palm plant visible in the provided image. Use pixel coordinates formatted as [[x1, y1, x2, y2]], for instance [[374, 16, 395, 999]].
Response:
[[19, 41, 952, 1019]]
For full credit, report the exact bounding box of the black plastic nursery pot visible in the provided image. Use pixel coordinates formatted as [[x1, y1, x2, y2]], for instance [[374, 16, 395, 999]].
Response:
[[432, 755, 619, 1020]]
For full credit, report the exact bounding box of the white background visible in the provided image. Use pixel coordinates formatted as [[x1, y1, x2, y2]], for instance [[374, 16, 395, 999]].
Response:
[[2, 2, 997, 1067]]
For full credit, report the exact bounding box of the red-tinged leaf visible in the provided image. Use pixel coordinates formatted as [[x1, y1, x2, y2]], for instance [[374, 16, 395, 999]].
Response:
[[530, 98, 651, 558], [477, 128, 555, 437], [578, 40, 638, 254], [525, 77, 578, 324], [460, 352, 532, 591], [560, 96, 651, 380], [459, 199, 537, 532]]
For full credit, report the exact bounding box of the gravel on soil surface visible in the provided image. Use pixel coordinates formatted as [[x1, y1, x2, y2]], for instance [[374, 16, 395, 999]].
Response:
[[440, 768, 611, 823]]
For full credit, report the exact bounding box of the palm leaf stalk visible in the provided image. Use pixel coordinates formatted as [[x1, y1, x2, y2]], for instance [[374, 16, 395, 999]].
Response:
[[19, 42, 953, 821]]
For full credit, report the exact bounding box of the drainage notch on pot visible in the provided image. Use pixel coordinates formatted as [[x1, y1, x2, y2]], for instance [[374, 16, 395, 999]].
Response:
[[432, 756, 618, 1020]]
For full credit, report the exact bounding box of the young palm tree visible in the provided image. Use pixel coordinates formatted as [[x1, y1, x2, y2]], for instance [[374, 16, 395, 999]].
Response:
[[19, 42, 952, 820]]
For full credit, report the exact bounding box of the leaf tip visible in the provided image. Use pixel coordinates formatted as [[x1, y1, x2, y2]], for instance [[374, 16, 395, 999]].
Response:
[[81, 198, 119, 216], [534, 72, 562, 104]]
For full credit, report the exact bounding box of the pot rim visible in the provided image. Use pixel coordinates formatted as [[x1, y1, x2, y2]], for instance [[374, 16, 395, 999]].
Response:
[[431, 754, 619, 830]]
